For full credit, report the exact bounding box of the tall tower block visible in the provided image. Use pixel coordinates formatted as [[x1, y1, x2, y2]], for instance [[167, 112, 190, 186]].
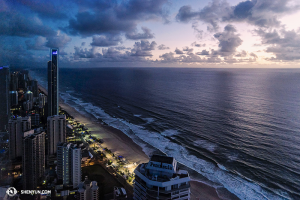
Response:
[[47, 48, 59, 117]]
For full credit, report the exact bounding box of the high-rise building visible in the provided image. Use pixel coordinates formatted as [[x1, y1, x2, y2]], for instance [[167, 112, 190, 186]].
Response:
[[28, 80, 38, 97], [0, 66, 10, 131], [10, 72, 18, 91], [47, 48, 59, 117], [57, 143, 81, 188], [39, 93, 47, 108], [30, 113, 40, 127], [23, 130, 45, 190], [133, 155, 191, 200], [77, 177, 99, 200], [9, 91, 18, 106], [47, 115, 66, 156], [19, 70, 29, 89], [8, 116, 31, 160]]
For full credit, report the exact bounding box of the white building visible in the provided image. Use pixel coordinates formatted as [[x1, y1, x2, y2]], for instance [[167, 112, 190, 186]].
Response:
[[57, 143, 82, 189], [47, 115, 66, 156], [77, 177, 99, 200], [133, 155, 191, 200], [8, 116, 31, 160]]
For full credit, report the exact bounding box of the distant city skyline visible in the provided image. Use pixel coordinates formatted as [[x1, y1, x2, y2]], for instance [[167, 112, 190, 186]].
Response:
[[1, 0, 300, 68]]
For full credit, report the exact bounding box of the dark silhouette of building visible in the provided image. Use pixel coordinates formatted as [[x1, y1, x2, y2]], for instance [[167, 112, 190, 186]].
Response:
[[23, 130, 45, 190], [48, 48, 59, 117], [0, 66, 10, 131]]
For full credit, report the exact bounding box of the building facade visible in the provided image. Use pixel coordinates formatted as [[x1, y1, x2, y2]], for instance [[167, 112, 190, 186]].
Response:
[[133, 155, 191, 200], [0, 66, 10, 131], [9, 91, 18, 106], [47, 48, 59, 117], [47, 115, 66, 155], [57, 143, 82, 188], [8, 117, 31, 160], [22, 130, 45, 190], [77, 177, 99, 200]]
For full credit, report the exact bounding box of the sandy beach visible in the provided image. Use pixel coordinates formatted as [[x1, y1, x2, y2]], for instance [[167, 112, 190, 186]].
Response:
[[38, 83, 239, 200]]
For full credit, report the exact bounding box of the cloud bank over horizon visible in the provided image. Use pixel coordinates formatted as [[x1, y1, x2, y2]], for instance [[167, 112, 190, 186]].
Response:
[[1, 0, 300, 68]]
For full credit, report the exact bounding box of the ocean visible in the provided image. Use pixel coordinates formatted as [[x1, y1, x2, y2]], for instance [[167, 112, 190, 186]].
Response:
[[29, 67, 300, 200]]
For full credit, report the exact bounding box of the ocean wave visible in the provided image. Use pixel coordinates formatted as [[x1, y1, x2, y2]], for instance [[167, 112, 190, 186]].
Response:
[[59, 90, 291, 200]]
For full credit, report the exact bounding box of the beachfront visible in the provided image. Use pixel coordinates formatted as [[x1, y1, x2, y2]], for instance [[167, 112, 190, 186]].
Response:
[[38, 84, 239, 200]]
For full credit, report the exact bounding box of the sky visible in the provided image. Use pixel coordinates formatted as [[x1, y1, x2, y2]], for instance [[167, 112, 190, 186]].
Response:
[[1, 0, 300, 68]]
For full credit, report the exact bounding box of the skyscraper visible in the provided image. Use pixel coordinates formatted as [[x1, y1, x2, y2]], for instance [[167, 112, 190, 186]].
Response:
[[8, 116, 31, 160], [23, 130, 45, 190], [48, 48, 59, 117], [47, 115, 66, 156], [57, 143, 82, 188], [0, 66, 10, 131]]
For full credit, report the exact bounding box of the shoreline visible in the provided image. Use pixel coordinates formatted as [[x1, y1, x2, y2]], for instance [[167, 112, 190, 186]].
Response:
[[38, 83, 239, 200]]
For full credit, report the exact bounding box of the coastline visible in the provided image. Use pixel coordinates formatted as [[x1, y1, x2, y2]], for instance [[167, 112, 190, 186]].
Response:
[[38, 83, 239, 200]]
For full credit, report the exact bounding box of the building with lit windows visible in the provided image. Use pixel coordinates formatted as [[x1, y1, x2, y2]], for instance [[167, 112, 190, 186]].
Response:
[[48, 48, 59, 117]]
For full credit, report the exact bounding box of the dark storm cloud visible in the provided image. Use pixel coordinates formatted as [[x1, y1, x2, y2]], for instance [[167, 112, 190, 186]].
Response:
[[213, 24, 243, 56], [196, 50, 210, 55], [25, 36, 47, 50], [176, 1, 231, 32], [115, 0, 169, 21], [66, 11, 136, 36], [176, 0, 300, 30], [157, 44, 170, 50], [66, 0, 169, 37], [13, 0, 69, 20], [0, 12, 56, 37], [125, 27, 155, 40], [45, 33, 72, 48], [90, 35, 122, 47], [175, 48, 184, 54], [255, 28, 300, 60]]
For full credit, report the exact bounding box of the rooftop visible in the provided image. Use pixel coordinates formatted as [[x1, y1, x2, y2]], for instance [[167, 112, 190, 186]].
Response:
[[150, 155, 173, 164]]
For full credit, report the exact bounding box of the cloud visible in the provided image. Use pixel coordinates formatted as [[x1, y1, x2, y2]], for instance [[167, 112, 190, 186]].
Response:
[[159, 52, 178, 62], [0, 12, 55, 37], [157, 44, 170, 50], [66, 0, 169, 37], [115, 0, 169, 21], [176, 1, 232, 32], [125, 27, 155, 40], [46, 32, 72, 48], [250, 52, 258, 58], [182, 46, 194, 54], [130, 40, 157, 56], [25, 36, 47, 50], [255, 28, 300, 60], [13, 0, 69, 20], [176, 0, 300, 31], [191, 42, 205, 47], [196, 50, 210, 55], [91, 35, 122, 47], [74, 46, 100, 59], [235, 50, 247, 57], [66, 11, 136, 36], [175, 48, 184, 54], [213, 24, 243, 56]]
